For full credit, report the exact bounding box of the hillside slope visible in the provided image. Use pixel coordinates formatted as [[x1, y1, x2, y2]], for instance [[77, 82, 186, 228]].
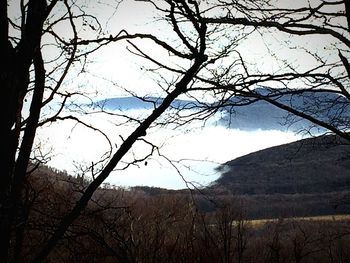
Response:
[[207, 135, 350, 218], [213, 134, 350, 195]]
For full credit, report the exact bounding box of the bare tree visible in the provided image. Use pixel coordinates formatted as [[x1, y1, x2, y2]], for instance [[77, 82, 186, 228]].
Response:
[[1, 1, 64, 260], [200, 0, 350, 140], [0, 0, 228, 261], [0, 0, 143, 261], [5, 0, 348, 261]]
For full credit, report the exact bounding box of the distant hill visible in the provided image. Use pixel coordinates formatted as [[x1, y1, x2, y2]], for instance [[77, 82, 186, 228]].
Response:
[[207, 134, 350, 218], [92, 88, 350, 131], [92, 96, 199, 111], [218, 88, 350, 131]]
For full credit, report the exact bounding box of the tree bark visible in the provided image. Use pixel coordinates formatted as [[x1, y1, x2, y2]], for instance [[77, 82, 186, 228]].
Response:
[[0, 0, 50, 261]]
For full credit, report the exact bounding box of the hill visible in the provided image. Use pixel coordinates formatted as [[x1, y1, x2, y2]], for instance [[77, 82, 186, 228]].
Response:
[[218, 88, 350, 131], [213, 134, 350, 195], [92, 88, 350, 132], [207, 134, 350, 218], [92, 96, 199, 111]]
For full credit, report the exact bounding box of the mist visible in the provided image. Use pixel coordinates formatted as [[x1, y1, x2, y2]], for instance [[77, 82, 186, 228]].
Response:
[[37, 106, 302, 189]]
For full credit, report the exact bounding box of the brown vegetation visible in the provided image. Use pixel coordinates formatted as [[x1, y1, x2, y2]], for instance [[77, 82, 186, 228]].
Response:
[[16, 166, 350, 262]]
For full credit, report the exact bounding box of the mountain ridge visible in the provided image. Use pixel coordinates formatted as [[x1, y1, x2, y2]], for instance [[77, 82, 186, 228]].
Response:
[[211, 134, 350, 195], [92, 88, 350, 132]]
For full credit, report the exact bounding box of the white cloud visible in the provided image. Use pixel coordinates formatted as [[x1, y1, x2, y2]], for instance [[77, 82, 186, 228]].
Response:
[[37, 109, 302, 189]]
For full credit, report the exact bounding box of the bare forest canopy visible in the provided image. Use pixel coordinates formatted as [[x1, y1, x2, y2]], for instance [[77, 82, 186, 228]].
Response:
[[14, 164, 350, 262]]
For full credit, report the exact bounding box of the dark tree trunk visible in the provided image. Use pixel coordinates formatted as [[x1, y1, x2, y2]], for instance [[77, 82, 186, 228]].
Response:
[[0, 0, 49, 261], [344, 0, 350, 31]]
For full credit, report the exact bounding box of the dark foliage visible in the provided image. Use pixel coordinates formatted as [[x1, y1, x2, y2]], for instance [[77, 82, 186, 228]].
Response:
[[13, 165, 350, 262]]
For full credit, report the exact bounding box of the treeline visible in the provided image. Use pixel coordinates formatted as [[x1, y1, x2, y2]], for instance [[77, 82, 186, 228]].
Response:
[[17, 166, 350, 262]]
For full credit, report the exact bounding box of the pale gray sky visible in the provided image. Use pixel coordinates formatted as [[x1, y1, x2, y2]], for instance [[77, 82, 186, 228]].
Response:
[[24, 0, 342, 189]]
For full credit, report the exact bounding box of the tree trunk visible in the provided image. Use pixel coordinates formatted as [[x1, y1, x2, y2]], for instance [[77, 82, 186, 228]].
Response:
[[0, 0, 49, 260]]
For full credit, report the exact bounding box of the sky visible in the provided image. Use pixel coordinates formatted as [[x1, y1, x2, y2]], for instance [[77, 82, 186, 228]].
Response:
[[27, 0, 337, 189]]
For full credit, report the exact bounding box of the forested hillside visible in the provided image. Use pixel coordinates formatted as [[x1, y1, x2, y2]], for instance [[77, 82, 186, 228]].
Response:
[[19, 163, 350, 262], [208, 135, 350, 218]]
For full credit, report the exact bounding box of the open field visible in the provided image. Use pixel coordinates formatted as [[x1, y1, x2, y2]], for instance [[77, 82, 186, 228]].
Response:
[[249, 214, 350, 227]]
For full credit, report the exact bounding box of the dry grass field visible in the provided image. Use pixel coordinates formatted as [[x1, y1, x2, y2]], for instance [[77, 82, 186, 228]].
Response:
[[249, 214, 350, 228]]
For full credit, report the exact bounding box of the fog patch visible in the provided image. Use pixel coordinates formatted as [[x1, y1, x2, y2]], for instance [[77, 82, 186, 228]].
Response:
[[37, 108, 302, 189]]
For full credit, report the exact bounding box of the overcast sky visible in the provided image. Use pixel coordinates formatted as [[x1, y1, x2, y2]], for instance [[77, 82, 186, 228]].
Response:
[[22, 0, 338, 189]]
